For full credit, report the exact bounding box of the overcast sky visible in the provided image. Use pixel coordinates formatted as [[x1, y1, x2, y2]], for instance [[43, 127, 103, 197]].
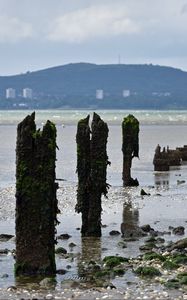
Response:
[[1, 0, 187, 75]]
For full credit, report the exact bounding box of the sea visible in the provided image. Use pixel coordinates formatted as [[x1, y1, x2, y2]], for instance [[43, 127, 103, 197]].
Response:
[[1, 109, 187, 296]]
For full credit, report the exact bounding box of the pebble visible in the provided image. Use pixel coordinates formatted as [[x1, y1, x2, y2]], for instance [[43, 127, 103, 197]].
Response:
[[46, 294, 53, 300], [1, 274, 8, 278]]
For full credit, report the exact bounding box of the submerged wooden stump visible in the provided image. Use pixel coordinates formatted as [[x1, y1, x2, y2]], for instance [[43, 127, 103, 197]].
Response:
[[15, 112, 58, 276], [76, 113, 109, 237], [122, 114, 139, 186]]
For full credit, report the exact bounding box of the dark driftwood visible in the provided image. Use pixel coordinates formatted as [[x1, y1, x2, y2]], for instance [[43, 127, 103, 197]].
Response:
[[15, 112, 58, 275], [76, 113, 109, 237], [122, 114, 139, 186]]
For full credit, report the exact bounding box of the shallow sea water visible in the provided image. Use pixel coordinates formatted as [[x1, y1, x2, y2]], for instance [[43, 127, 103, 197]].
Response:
[[0, 110, 187, 298]]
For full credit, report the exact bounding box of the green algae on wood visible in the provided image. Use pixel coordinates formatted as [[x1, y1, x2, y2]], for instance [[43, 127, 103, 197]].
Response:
[[15, 112, 58, 276], [122, 114, 139, 186], [76, 113, 109, 237], [75, 115, 91, 236], [87, 113, 110, 236]]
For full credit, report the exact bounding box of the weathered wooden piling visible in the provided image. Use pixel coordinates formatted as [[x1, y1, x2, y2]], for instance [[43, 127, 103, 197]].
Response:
[[153, 144, 181, 171], [15, 112, 58, 275], [76, 113, 109, 237], [76, 115, 91, 236], [88, 113, 109, 236], [122, 114, 139, 186]]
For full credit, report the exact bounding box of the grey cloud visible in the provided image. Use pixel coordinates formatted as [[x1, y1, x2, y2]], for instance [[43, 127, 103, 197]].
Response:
[[181, 3, 187, 14]]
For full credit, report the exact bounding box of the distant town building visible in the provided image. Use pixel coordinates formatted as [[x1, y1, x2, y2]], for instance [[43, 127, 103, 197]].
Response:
[[23, 88, 33, 99], [122, 89, 130, 98], [6, 88, 16, 99], [96, 89, 104, 100]]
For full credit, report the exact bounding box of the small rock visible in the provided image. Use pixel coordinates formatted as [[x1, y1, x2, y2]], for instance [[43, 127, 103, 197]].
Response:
[[139, 243, 156, 251], [66, 265, 72, 269], [0, 249, 9, 255], [102, 247, 108, 251], [7, 286, 17, 291], [140, 189, 150, 196], [56, 269, 67, 275], [1, 274, 8, 278], [169, 238, 187, 250], [140, 224, 153, 232], [103, 282, 116, 289], [118, 241, 127, 248], [173, 226, 185, 235], [177, 180, 185, 185], [69, 242, 76, 248], [156, 237, 165, 244], [55, 247, 67, 255], [109, 230, 120, 236], [101, 224, 108, 228], [0, 234, 14, 242], [57, 233, 72, 240], [46, 294, 53, 300]]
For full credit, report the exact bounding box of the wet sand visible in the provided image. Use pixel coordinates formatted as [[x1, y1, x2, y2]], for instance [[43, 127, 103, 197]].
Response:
[[1, 182, 187, 299], [0, 121, 187, 298]]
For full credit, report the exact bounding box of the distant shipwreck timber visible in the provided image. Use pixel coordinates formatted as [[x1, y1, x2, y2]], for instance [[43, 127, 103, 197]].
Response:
[[153, 144, 187, 171]]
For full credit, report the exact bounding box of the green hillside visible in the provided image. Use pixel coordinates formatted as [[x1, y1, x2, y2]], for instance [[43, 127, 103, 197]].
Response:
[[1, 63, 187, 109]]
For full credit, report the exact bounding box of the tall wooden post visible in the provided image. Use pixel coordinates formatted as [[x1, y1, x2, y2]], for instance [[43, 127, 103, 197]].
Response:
[[15, 112, 58, 275], [87, 113, 109, 236], [76, 113, 109, 237], [76, 115, 91, 236], [122, 114, 139, 186]]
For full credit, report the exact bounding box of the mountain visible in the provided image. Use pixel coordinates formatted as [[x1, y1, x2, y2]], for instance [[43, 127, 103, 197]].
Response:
[[1, 63, 187, 109]]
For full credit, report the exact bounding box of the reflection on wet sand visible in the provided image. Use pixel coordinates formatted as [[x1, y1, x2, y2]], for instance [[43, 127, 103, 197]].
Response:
[[154, 172, 170, 189], [15, 274, 56, 290], [78, 237, 101, 278], [121, 190, 143, 239]]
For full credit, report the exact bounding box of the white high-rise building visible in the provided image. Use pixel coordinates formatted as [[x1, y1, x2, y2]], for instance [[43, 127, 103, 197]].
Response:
[[122, 89, 130, 98], [6, 88, 16, 99], [23, 88, 33, 99], [96, 89, 104, 100]]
